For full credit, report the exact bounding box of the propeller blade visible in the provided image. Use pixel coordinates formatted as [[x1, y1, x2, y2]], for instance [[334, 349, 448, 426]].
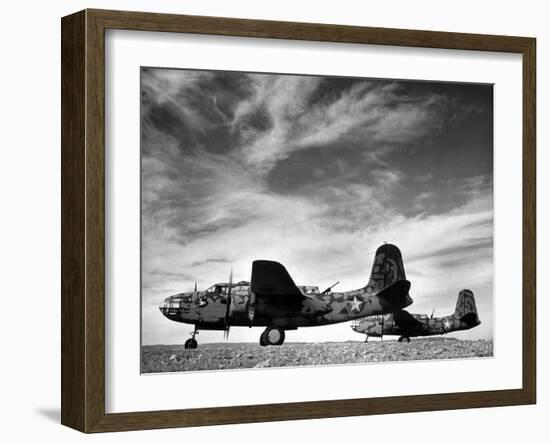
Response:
[[224, 268, 234, 336], [248, 291, 256, 323], [431, 308, 435, 319], [228, 268, 233, 314], [192, 281, 198, 303], [224, 327, 230, 341]]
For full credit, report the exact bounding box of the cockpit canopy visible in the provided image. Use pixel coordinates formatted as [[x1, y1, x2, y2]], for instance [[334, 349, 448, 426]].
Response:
[[365, 314, 393, 322], [161, 294, 192, 309], [205, 281, 250, 294], [298, 285, 320, 295], [161, 281, 251, 309]]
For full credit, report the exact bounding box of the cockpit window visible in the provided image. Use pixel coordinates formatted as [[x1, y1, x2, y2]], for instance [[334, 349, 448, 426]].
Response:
[[169, 298, 181, 308]]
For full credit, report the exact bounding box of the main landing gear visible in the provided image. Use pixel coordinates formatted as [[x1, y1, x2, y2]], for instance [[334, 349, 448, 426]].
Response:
[[184, 329, 199, 349], [398, 336, 411, 343], [259, 326, 285, 346]]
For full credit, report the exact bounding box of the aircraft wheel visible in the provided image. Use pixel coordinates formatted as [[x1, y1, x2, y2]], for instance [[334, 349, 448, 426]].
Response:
[[259, 331, 268, 347], [184, 338, 198, 349], [265, 327, 285, 346], [398, 336, 410, 343]]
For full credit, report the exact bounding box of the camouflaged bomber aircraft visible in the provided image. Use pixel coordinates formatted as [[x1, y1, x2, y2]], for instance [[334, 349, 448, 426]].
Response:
[[350, 289, 481, 342], [159, 243, 413, 348]]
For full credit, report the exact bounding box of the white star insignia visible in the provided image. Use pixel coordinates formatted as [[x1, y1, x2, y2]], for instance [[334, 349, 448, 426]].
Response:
[[443, 319, 452, 329], [350, 296, 362, 313]]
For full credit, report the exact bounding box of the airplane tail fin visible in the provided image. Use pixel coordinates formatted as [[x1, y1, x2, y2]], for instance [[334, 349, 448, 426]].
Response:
[[366, 243, 407, 293], [454, 289, 480, 326]]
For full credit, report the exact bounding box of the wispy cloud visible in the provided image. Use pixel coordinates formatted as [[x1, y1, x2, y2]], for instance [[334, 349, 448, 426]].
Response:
[[234, 79, 450, 174]]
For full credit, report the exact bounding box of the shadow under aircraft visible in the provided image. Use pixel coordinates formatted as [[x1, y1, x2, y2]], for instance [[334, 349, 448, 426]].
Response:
[[159, 243, 413, 348], [350, 289, 481, 342]]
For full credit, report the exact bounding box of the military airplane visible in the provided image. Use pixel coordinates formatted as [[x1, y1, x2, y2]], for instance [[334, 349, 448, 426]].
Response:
[[350, 289, 481, 342], [159, 243, 413, 348]]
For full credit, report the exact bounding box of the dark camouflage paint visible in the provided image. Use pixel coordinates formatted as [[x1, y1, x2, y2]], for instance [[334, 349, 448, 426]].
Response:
[[159, 244, 413, 330], [351, 289, 481, 338]]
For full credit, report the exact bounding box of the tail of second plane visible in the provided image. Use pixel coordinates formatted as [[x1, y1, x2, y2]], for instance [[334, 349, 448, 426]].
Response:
[[366, 243, 412, 310], [454, 289, 481, 327]]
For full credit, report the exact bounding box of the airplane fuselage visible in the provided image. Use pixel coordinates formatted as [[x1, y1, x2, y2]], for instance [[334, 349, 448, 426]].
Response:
[[160, 282, 413, 330], [351, 312, 480, 338]]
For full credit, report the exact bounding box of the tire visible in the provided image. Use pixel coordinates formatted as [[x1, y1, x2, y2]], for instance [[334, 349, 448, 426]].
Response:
[[184, 338, 198, 349], [398, 336, 410, 343], [259, 331, 268, 346], [265, 327, 285, 346]]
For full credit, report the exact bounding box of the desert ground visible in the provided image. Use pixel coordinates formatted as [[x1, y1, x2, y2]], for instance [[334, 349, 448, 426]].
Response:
[[141, 338, 493, 373]]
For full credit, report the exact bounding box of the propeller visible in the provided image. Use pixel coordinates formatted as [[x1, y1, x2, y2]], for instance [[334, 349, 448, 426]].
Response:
[[192, 281, 198, 304], [431, 308, 435, 319], [223, 268, 233, 341], [248, 290, 256, 323]]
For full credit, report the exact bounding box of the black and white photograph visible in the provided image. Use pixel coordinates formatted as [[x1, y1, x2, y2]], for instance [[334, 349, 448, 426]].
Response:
[[140, 67, 494, 373]]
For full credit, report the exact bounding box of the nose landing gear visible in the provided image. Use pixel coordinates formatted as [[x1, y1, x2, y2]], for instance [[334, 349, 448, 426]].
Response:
[[259, 326, 285, 346], [184, 329, 199, 349]]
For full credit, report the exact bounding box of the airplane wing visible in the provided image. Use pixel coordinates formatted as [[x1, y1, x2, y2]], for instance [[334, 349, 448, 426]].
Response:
[[392, 309, 422, 327], [251, 260, 305, 300], [375, 280, 412, 310]]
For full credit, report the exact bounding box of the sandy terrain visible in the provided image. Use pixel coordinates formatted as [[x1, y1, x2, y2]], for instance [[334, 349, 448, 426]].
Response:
[[141, 338, 493, 373]]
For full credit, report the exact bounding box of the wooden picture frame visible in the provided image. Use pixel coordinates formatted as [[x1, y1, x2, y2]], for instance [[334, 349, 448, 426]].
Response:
[[61, 8, 536, 433]]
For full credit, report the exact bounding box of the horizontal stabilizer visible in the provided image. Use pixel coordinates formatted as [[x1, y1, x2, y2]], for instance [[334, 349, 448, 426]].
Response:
[[460, 312, 480, 326], [375, 280, 412, 310], [251, 260, 304, 298]]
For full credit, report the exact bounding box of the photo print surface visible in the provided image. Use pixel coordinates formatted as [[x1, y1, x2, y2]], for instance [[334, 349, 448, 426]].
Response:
[[141, 67, 493, 373]]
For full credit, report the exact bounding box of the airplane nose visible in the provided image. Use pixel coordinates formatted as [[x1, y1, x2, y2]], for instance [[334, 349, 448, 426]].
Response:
[[159, 298, 169, 314]]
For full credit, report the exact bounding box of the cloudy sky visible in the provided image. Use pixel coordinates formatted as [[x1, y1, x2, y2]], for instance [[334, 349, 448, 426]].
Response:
[[141, 67, 493, 345]]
